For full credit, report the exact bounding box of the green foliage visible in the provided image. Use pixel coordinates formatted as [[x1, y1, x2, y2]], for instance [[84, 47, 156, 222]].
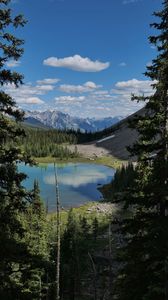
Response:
[[101, 163, 137, 201], [0, 0, 32, 297], [18, 127, 79, 158], [109, 2, 168, 299], [92, 217, 99, 241], [47, 208, 108, 300], [0, 2, 50, 298], [20, 183, 50, 299]]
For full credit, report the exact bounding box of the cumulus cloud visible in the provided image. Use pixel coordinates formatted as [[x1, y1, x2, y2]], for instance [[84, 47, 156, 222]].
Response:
[[3, 77, 156, 118], [59, 81, 101, 93], [43, 54, 110, 72], [3, 82, 53, 105], [92, 90, 109, 95], [55, 95, 85, 103], [114, 78, 156, 95], [119, 62, 127, 67], [91, 90, 116, 101], [6, 60, 21, 68], [17, 97, 44, 104], [36, 85, 55, 91], [146, 61, 152, 67], [37, 78, 60, 85], [53, 78, 156, 118]]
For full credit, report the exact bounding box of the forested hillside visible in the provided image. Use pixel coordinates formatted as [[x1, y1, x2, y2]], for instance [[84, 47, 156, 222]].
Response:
[[21, 127, 78, 158]]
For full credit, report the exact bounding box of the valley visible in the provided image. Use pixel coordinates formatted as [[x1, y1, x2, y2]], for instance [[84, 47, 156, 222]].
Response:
[[22, 107, 143, 164], [1, 0, 167, 298]]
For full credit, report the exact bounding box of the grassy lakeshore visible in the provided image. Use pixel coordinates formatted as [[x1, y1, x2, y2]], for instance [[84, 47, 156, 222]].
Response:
[[35, 155, 126, 169], [48, 201, 117, 230]]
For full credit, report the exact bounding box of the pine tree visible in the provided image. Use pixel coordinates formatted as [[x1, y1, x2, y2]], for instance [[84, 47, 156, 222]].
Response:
[[32, 179, 43, 214], [22, 182, 49, 299], [80, 216, 90, 238], [112, 1, 168, 299], [0, 1, 36, 298], [92, 217, 99, 241], [60, 209, 81, 300]]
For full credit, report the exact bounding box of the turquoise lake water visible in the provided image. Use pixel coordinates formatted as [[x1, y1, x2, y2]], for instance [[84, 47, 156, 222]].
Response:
[[19, 163, 115, 211]]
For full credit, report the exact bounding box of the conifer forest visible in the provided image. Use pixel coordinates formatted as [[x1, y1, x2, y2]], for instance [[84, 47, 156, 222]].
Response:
[[0, 0, 168, 299]]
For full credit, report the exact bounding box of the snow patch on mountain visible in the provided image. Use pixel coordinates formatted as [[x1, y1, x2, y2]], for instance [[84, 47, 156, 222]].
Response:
[[25, 110, 123, 132]]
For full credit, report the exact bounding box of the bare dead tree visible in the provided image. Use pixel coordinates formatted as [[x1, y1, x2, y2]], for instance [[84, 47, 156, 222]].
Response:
[[54, 163, 61, 300], [88, 252, 98, 300]]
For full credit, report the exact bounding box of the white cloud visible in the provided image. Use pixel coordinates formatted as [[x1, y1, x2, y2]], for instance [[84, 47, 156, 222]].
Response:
[[119, 62, 127, 67], [17, 97, 44, 104], [3, 82, 53, 105], [6, 60, 21, 68], [92, 90, 109, 95], [59, 81, 101, 93], [3, 77, 156, 118], [84, 81, 99, 89], [37, 78, 60, 85], [146, 61, 152, 67], [114, 78, 156, 95], [91, 90, 116, 101], [43, 54, 110, 72], [36, 85, 55, 91], [53, 78, 156, 118], [55, 95, 85, 103]]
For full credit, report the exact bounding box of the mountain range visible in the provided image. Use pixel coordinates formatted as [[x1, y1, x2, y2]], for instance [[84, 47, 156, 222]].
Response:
[[25, 110, 123, 132]]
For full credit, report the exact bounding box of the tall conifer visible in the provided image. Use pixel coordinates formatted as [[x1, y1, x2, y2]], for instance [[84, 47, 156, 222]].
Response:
[[112, 1, 168, 299], [0, 0, 34, 297]]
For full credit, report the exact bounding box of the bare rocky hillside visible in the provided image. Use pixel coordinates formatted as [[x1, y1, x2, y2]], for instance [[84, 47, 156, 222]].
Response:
[[69, 108, 145, 160]]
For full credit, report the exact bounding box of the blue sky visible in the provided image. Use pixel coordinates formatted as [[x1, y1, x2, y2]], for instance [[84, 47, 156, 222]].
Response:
[[6, 0, 161, 119]]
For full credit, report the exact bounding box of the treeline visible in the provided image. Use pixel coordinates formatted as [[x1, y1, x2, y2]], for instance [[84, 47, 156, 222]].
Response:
[[68, 127, 118, 144], [101, 163, 137, 201], [19, 127, 79, 158], [21, 123, 119, 155]]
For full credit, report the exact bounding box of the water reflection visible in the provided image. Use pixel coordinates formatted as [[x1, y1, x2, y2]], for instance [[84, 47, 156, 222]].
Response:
[[44, 168, 109, 187], [19, 163, 115, 210]]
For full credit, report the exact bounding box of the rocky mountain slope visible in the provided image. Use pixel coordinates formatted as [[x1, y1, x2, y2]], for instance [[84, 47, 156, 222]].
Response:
[[25, 110, 123, 132], [69, 108, 145, 160], [95, 107, 145, 159]]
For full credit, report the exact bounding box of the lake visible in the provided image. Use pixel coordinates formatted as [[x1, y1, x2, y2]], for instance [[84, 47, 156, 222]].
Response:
[[19, 162, 115, 211]]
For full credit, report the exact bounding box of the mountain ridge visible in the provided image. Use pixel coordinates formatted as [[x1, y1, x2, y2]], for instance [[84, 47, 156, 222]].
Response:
[[25, 110, 123, 132]]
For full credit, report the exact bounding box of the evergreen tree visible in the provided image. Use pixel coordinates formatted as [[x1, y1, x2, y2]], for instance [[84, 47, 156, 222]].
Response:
[[22, 183, 49, 299], [0, 1, 37, 298], [92, 217, 99, 241], [112, 1, 168, 299], [80, 216, 90, 238], [32, 179, 43, 214], [61, 209, 79, 300]]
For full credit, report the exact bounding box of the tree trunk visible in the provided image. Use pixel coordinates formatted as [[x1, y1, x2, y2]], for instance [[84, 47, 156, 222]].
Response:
[[54, 163, 61, 300]]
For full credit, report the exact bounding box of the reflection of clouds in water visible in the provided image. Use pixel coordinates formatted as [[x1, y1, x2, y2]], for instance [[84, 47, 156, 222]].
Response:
[[44, 169, 109, 188]]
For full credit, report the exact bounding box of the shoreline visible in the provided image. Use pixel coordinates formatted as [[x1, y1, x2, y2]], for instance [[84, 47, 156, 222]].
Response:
[[35, 155, 127, 169]]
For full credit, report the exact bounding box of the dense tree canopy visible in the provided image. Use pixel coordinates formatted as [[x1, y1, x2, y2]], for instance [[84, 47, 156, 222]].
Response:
[[109, 1, 168, 299], [0, 1, 50, 298]]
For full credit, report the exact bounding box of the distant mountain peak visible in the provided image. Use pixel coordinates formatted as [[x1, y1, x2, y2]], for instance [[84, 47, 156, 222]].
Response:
[[25, 110, 123, 132]]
